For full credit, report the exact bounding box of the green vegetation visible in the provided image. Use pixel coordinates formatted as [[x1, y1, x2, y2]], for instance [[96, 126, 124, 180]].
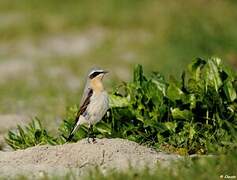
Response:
[[105, 57, 237, 154], [1, 1, 237, 179], [6, 58, 237, 154], [6, 118, 57, 150]]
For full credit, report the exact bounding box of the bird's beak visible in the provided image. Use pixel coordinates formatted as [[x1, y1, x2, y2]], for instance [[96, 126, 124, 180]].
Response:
[[103, 70, 109, 74]]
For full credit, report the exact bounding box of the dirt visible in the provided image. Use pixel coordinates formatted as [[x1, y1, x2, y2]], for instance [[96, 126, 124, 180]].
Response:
[[0, 138, 181, 178]]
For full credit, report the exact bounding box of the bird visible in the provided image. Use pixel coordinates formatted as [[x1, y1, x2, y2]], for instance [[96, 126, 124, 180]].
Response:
[[67, 68, 109, 143]]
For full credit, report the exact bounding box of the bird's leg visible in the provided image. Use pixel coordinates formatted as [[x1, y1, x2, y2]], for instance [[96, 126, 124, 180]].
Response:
[[87, 125, 96, 143], [87, 125, 92, 143], [91, 125, 97, 143]]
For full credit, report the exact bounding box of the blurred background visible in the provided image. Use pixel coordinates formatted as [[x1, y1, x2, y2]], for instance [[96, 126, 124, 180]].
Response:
[[0, 0, 237, 131]]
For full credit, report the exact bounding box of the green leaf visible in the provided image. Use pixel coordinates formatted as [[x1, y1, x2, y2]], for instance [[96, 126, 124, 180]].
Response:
[[164, 122, 177, 133], [203, 58, 223, 92], [74, 127, 87, 140], [5, 118, 57, 150], [223, 80, 237, 102], [133, 64, 145, 85], [109, 94, 129, 108], [34, 130, 42, 140], [187, 124, 196, 140], [171, 108, 193, 120], [95, 122, 111, 135], [167, 83, 184, 101], [151, 72, 167, 96], [188, 58, 206, 81]]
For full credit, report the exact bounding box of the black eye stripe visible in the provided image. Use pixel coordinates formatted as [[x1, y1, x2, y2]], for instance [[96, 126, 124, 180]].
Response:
[[89, 71, 103, 79]]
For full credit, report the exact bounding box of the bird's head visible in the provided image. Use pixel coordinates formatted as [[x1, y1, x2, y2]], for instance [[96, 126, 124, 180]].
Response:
[[88, 69, 108, 92], [88, 69, 109, 81]]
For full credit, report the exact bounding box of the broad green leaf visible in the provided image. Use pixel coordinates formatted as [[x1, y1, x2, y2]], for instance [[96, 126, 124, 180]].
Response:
[[223, 80, 237, 102], [167, 83, 184, 101], [151, 72, 167, 96], [33, 118, 42, 130], [109, 94, 129, 108], [164, 122, 177, 133], [171, 108, 193, 120], [188, 58, 206, 81], [203, 58, 222, 92]]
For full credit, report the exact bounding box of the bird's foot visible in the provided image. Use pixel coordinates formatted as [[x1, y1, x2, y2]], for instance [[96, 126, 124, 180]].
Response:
[[87, 137, 97, 144], [92, 137, 97, 144]]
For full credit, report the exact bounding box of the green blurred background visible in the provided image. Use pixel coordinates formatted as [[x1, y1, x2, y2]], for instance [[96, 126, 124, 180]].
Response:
[[0, 0, 237, 130]]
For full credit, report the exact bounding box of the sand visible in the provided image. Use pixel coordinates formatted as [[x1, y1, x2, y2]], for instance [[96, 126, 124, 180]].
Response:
[[0, 138, 180, 178]]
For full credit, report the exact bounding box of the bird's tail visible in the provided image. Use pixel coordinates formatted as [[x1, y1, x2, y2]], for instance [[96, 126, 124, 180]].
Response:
[[66, 122, 80, 142]]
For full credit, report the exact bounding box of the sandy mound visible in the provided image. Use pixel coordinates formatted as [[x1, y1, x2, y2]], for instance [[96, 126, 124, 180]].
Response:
[[0, 138, 180, 178]]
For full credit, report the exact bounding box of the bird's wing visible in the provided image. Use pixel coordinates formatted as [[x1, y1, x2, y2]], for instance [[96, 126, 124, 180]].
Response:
[[76, 87, 93, 119], [77, 88, 93, 116], [79, 80, 91, 107], [67, 88, 93, 141]]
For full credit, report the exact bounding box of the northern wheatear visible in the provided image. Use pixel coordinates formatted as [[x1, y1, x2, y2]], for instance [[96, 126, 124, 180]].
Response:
[[67, 69, 109, 143]]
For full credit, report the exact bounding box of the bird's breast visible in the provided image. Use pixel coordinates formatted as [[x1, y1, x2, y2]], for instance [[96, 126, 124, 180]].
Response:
[[85, 91, 109, 124]]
